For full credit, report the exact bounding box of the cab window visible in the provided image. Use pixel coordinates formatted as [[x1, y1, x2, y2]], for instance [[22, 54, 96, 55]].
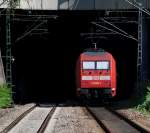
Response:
[[96, 61, 109, 70], [83, 61, 95, 70]]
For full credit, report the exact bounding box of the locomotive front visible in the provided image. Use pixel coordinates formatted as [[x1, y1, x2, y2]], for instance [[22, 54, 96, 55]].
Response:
[[76, 49, 116, 98]]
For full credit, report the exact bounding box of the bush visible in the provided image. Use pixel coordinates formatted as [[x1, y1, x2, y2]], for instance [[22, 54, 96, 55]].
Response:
[[135, 81, 150, 114], [0, 84, 12, 108]]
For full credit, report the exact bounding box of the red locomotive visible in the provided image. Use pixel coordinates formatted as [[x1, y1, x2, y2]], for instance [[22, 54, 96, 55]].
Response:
[[76, 48, 116, 98]]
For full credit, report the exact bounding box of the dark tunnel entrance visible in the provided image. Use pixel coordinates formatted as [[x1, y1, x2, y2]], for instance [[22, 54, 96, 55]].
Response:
[[9, 10, 138, 103]]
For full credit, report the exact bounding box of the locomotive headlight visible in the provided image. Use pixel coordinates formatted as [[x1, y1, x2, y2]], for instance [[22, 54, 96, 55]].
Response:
[[82, 76, 92, 80], [112, 88, 115, 91], [100, 76, 110, 80]]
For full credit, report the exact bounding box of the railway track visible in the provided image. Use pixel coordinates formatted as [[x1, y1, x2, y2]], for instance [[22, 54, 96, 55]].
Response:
[[1, 105, 36, 133], [1, 101, 149, 133], [37, 106, 56, 133], [86, 106, 150, 133], [1, 104, 56, 133]]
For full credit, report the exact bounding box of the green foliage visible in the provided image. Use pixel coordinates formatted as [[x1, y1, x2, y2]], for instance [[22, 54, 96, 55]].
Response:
[[135, 81, 150, 114], [0, 84, 12, 108]]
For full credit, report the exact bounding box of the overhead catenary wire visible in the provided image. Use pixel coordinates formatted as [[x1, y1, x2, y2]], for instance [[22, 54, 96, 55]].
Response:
[[17, 16, 42, 34], [1, 0, 143, 43], [14, 14, 57, 42], [124, 0, 150, 16], [100, 18, 137, 40], [101, 18, 129, 35], [15, 20, 47, 42], [0, 0, 57, 43], [91, 22, 138, 42]]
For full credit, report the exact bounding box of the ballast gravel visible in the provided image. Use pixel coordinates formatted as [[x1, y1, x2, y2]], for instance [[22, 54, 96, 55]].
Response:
[[0, 103, 35, 132], [8, 107, 52, 133], [116, 108, 150, 132], [110, 100, 150, 132], [44, 106, 104, 133]]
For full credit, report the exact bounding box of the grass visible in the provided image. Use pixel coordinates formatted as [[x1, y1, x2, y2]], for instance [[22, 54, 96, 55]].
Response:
[[134, 81, 150, 115], [0, 84, 12, 108]]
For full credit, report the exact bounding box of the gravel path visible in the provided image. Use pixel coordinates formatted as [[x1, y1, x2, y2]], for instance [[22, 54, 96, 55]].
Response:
[[0, 103, 35, 132], [45, 106, 104, 133], [110, 100, 150, 132], [116, 108, 150, 132], [8, 107, 52, 133]]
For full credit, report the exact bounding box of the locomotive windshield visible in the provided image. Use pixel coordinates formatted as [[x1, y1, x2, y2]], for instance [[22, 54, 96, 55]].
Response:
[[83, 61, 95, 69], [82, 61, 109, 70], [96, 61, 109, 70]]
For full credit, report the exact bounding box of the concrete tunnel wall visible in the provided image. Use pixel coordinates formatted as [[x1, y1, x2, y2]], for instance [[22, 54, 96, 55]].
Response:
[[142, 16, 150, 80], [0, 0, 150, 10], [0, 50, 5, 84]]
